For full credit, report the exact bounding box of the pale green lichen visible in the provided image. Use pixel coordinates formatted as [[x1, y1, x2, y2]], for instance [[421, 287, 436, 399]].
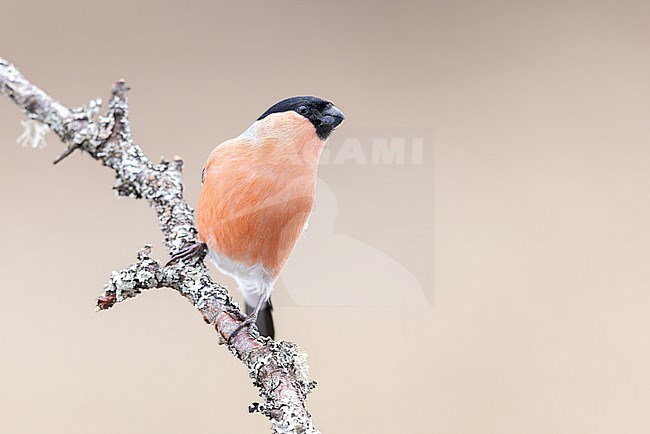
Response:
[[17, 119, 49, 149]]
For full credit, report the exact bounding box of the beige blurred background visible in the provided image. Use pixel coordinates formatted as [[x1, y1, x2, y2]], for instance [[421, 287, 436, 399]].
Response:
[[1, 0, 649, 433]]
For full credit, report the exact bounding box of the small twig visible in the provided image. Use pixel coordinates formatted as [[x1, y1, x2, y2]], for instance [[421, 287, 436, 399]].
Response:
[[53, 143, 81, 164]]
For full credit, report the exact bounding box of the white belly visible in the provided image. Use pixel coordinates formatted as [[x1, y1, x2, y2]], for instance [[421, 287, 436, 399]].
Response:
[[207, 248, 275, 307]]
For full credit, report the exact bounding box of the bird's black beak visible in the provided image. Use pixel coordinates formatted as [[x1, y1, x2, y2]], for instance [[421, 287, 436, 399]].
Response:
[[320, 105, 345, 129]]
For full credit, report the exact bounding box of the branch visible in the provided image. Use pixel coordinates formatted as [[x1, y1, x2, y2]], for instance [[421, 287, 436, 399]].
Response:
[[0, 57, 318, 434]]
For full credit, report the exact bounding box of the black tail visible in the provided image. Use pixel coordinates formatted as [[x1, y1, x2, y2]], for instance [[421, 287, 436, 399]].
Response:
[[246, 299, 275, 339]]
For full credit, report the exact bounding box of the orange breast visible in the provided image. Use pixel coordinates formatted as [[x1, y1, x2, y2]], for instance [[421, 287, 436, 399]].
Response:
[[197, 114, 323, 279]]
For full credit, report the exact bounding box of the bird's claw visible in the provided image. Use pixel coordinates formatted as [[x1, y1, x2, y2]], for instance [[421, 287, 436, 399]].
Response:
[[227, 316, 258, 345], [166, 242, 208, 267]]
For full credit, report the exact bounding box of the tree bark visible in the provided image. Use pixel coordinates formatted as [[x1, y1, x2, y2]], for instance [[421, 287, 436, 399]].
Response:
[[0, 57, 319, 434]]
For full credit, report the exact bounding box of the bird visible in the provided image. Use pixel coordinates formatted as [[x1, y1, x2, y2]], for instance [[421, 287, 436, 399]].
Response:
[[171, 96, 344, 341]]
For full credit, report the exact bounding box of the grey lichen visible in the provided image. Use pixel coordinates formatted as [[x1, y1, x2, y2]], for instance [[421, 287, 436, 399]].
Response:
[[97, 245, 164, 310], [0, 56, 319, 434]]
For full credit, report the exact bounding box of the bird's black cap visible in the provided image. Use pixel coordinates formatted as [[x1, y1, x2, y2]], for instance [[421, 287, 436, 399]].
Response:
[[258, 96, 345, 140]]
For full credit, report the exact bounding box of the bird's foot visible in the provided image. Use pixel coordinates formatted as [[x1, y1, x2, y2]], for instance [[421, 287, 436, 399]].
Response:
[[166, 242, 208, 267], [227, 315, 258, 345]]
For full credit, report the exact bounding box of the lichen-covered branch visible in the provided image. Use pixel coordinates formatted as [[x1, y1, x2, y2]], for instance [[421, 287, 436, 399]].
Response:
[[0, 57, 318, 434]]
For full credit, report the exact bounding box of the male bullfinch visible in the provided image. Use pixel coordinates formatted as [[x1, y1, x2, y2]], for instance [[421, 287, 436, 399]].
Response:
[[172, 96, 344, 341]]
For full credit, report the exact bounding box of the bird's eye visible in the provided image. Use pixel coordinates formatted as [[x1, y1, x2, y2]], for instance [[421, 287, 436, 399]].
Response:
[[297, 106, 309, 115]]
